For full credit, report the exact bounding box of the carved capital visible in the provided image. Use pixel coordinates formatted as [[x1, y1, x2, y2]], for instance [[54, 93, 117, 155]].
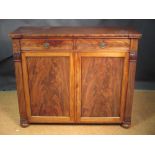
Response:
[[129, 51, 137, 62], [13, 52, 21, 62]]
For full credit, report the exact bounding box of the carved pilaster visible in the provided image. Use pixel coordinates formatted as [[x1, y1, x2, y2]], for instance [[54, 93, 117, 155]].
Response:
[[12, 39, 28, 127], [123, 39, 139, 128]]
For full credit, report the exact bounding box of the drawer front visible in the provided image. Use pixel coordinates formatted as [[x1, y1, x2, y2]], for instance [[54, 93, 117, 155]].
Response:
[[21, 39, 73, 50], [76, 39, 130, 51]]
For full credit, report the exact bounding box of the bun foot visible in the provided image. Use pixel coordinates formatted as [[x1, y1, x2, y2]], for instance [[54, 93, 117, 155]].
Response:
[[20, 118, 29, 128], [121, 122, 131, 129]]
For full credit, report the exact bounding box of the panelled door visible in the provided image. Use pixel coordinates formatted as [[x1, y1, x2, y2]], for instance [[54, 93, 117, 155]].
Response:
[[22, 52, 74, 123], [76, 51, 129, 123]]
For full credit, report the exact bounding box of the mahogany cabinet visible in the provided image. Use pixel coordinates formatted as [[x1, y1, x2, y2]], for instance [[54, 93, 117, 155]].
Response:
[[9, 27, 141, 128]]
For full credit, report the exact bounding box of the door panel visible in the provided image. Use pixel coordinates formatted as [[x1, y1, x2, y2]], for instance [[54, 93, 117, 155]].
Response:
[[27, 56, 70, 116], [76, 52, 129, 123], [81, 57, 123, 117], [22, 52, 74, 123]]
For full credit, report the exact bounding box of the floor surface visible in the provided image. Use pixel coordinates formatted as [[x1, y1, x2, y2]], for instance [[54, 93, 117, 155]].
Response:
[[0, 90, 155, 135]]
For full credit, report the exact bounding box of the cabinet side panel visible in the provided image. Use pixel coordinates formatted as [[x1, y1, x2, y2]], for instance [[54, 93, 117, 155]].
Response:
[[124, 39, 139, 126], [26, 56, 70, 116], [12, 39, 28, 126], [81, 57, 124, 117]]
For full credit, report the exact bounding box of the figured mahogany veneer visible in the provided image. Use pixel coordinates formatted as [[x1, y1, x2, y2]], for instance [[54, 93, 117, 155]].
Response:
[[27, 56, 70, 116], [76, 39, 130, 51], [10, 27, 141, 128], [21, 39, 73, 50], [81, 57, 123, 117]]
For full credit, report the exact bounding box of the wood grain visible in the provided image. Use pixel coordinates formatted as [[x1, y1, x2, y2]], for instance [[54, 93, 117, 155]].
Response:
[[12, 39, 29, 127], [22, 52, 74, 123], [76, 52, 129, 123], [9, 26, 142, 39], [10, 27, 141, 127], [122, 39, 139, 128], [81, 57, 123, 117], [79, 117, 121, 123], [21, 39, 73, 50], [27, 57, 70, 116], [76, 39, 130, 51]]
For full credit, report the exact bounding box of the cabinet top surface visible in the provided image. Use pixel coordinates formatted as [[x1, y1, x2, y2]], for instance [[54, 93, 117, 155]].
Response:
[[9, 26, 142, 39]]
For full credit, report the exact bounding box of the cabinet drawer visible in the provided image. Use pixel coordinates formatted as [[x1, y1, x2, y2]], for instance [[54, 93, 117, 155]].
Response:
[[76, 39, 130, 51], [21, 39, 73, 50]]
